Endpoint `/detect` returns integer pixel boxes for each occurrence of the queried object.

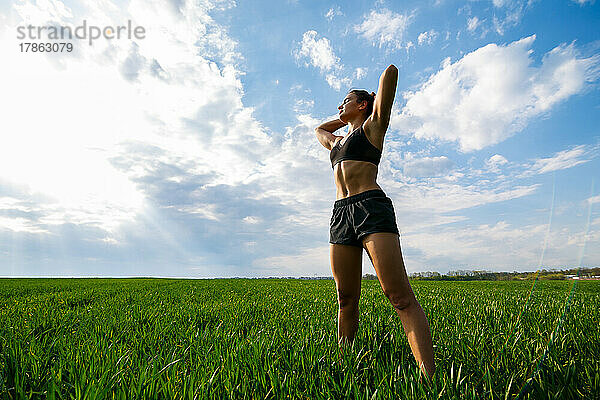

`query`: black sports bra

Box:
[330,125,382,168]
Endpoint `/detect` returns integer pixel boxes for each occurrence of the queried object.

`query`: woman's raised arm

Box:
[366,64,398,135]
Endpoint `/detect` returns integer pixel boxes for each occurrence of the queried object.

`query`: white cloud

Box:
[417,29,438,45]
[0,216,49,234]
[587,195,600,205]
[355,9,413,50]
[294,30,339,72]
[12,0,73,24]
[571,0,595,5]
[293,98,314,113]
[325,6,343,21]
[491,0,528,35]
[325,73,352,91]
[519,145,595,177]
[290,84,315,112]
[242,216,260,224]
[403,156,454,178]
[488,154,509,165]
[485,154,509,173]
[294,30,351,90]
[394,35,600,152]
[467,16,481,32]
[354,67,368,79]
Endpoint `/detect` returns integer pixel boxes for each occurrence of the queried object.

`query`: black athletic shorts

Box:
[329,189,399,248]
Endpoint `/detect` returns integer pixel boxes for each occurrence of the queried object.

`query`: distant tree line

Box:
[361,267,600,281]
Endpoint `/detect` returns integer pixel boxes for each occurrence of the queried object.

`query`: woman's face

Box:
[338,93,364,122]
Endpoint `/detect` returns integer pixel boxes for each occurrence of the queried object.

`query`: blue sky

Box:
[0,0,599,277]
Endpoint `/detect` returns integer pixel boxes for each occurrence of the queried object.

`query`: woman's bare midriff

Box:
[333,160,382,199]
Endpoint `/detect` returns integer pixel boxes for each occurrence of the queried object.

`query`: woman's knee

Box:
[384,290,414,312]
[337,289,360,310]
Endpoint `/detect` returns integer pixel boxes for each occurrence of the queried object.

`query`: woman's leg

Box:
[330,243,363,343]
[362,232,435,379]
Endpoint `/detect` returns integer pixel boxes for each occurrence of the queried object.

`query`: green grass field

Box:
[1,278,598,399]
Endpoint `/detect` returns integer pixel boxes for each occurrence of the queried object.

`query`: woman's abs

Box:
[333,160,381,199]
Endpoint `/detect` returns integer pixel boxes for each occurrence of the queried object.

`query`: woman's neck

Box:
[347,116,366,134]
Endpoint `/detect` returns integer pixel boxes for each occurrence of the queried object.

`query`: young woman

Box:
[314,64,435,379]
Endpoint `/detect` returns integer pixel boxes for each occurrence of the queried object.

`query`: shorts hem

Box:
[357,230,399,241]
[329,240,363,248]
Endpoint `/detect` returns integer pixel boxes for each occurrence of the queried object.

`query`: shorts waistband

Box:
[334,189,387,208]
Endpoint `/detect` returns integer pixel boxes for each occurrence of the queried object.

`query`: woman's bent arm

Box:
[318,118,347,133]
[315,118,347,150]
